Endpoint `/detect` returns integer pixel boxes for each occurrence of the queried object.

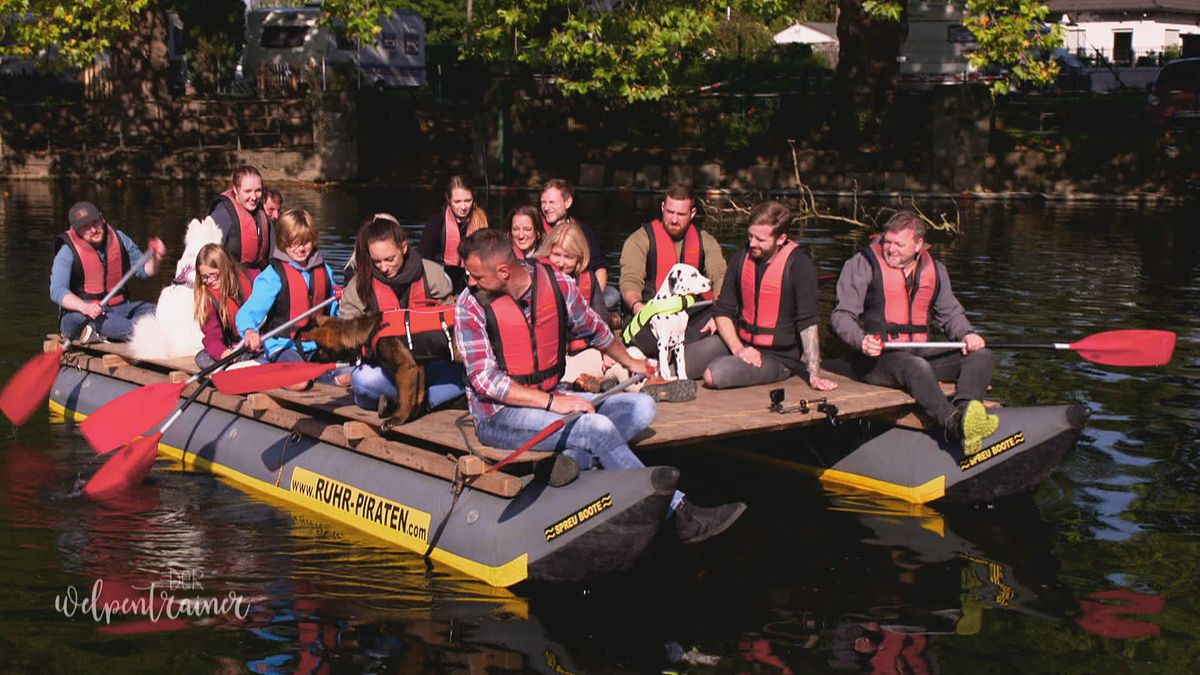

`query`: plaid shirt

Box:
[455,261,614,420]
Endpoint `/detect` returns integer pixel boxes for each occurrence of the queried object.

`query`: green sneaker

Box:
[961,400,1000,456]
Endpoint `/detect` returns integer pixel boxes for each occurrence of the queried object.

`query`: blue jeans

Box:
[476,392,683,510]
[350,359,465,410]
[60,301,155,341]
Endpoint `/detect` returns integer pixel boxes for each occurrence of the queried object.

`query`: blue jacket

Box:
[236,254,339,357]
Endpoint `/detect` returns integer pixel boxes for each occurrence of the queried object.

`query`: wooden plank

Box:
[101,354,130,371]
[247,393,282,412]
[66,352,523,498]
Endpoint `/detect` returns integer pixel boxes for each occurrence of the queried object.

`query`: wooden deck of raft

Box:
[63,340,946,498]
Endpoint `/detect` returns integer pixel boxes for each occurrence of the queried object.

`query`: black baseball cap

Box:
[68,201,103,229]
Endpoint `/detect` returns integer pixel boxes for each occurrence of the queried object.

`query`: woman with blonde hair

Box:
[192,243,252,369]
[418,175,488,293]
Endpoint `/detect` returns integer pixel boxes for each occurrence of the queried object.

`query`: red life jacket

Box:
[59,225,130,305]
[736,240,799,349]
[480,263,568,391]
[369,272,455,360]
[567,268,601,354]
[539,216,556,234]
[217,189,271,269]
[371,275,428,312]
[265,260,332,336]
[207,269,253,344]
[642,220,709,302]
[869,631,931,675]
[862,235,939,342]
[439,207,464,267]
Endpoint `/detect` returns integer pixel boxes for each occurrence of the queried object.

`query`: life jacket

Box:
[439,207,465,268]
[477,263,568,391]
[513,243,530,260]
[621,293,698,345]
[539,216,556,234]
[207,268,253,345]
[58,225,130,305]
[869,631,931,675]
[642,220,710,302]
[567,268,600,354]
[736,240,799,349]
[212,190,271,269]
[862,235,939,342]
[264,260,332,337]
[369,273,455,360]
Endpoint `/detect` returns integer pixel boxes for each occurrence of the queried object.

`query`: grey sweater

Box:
[831,250,977,350]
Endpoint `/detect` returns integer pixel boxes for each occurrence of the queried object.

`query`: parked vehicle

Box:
[237,6,426,92]
[1148,58,1200,128]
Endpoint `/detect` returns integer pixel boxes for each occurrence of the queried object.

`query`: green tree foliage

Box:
[963,0,1063,95]
[0,0,150,69]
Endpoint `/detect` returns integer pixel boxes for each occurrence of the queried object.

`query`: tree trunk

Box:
[833,0,907,152]
[107,3,173,144]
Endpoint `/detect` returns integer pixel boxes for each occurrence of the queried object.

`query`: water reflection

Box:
[1,181,1198,671]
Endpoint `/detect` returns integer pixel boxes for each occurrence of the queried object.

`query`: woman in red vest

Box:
[505,205,543,260]
[344,214,464,415]
[192,243,252,369]
[534,221,625,388]
[417,176,489,294]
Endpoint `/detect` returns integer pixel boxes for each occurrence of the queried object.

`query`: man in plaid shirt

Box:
[455,229,745,544]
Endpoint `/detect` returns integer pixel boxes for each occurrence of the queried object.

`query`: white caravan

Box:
[239,5,426,90]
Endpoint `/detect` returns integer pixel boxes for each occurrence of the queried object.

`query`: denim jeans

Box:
[350,359,465,411]
[60,300,155,341]
[476,391,684,510]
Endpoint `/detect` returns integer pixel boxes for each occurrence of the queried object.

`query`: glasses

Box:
[198,272,220,283]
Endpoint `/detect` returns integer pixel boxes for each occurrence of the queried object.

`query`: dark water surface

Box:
[0,182,1197,673]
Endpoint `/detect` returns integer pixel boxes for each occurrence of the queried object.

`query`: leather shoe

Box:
[535,453,579,488]
[674,499,746,544]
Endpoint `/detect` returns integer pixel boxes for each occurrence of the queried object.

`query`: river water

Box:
[0,182,1196,673]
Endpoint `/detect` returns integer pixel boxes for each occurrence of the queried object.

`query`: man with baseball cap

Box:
[50,201,166,342]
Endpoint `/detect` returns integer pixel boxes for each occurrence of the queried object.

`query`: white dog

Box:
[649,263,711,381]
[128,217,223,360]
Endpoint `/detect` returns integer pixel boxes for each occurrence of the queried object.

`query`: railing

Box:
[1067,46,1183,69]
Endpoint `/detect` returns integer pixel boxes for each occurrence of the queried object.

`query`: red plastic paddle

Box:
[486,373,646,474]
[83,431,162,500]
[0,346,65,426]
[211,361,337,395]
[883,329,1176,367]
[81,291,341,454]
[0,249,153,426]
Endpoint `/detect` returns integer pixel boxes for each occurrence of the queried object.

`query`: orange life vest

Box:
[59,224,129,305]
[479,263,568,391]
[265,260,332,336]
[439,207,465,267]
[215,189,271,269]
[369,274,455,360]
[736,240,799,348]
[642,219,710,302]
[862,235,938,342]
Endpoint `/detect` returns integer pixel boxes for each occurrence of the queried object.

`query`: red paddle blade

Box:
[1070,329,1177,367]
[83,432,162,500]
[211,362,336,395]
[0,348,63,425]
[81,381,185,454]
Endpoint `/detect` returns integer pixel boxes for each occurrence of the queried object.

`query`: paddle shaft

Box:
[884,342,1070,351]
[184,292,339,386]
[97,249,153,308]
[487,373,647,473]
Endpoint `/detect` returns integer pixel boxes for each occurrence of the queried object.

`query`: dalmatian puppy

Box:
[650,263,711,381]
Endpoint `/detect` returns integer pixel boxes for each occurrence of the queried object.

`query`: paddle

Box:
[486,373,647,474]
[81,291,342,454]
[883,329,1176,367]
[0,249,152,426]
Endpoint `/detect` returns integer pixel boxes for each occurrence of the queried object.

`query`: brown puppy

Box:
[300,313,425,429]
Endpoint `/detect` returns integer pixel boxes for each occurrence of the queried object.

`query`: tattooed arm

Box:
[800,323,838,391]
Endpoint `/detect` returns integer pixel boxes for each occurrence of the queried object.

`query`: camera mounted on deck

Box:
[767,388,839,424]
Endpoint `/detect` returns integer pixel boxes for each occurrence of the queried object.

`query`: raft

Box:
[44,341,1085,586]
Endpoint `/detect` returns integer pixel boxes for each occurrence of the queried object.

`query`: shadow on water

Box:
[0,182,1197,672]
